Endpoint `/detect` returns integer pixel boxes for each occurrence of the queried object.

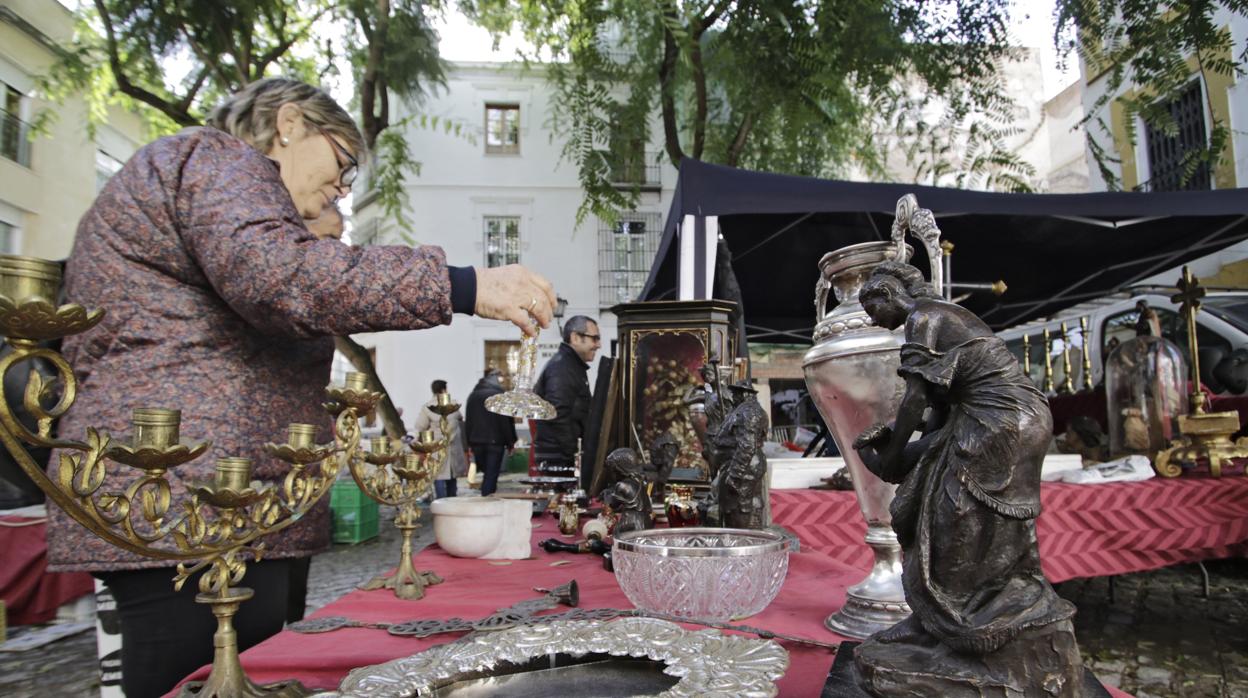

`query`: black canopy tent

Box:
[639,159,1248,341]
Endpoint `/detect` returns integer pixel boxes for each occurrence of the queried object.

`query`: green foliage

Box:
[461,0,1032,221]
[1056,0,1248,190]
[33,0,447,240]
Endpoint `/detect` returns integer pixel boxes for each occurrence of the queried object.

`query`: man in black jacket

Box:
[465,369,518,496]
[533,315,600,476]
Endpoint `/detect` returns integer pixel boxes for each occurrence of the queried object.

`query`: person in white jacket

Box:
[413,379,469,498]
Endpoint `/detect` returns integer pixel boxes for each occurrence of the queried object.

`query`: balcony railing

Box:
[1,109,32,167]
[610,151,661,190]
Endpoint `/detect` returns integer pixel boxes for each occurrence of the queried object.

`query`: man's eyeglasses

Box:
[575,331,602,343]
[316,126,358,189]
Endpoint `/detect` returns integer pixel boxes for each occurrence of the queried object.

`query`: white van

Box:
[996,288,1248,394]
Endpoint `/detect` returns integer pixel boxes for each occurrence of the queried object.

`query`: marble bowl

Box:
[430,497,532,560]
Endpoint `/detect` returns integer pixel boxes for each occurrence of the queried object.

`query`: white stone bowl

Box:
[430,498,505,558]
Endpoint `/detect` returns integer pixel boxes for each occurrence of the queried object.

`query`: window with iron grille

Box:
[484,216,521,267]
[599,212,662,306]
[485,104,520,155]
[1143,80,1211,192]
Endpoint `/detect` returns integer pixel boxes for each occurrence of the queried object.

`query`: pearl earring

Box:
[280,136,290,146]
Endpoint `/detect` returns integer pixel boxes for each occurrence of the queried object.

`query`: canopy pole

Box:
[678,215,718,300]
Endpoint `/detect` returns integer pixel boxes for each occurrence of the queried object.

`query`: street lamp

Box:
[554,296,568,332]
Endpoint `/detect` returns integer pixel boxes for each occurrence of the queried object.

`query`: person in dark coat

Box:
[533,315,600,475]
[465,369,518,495]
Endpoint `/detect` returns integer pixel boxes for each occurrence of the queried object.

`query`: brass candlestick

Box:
[1042,328,1055,395]
[1080,316,1094,391]
[1022,334,1031,379]
[348,385,455,600]
[1154,267,1248,477]
[0,253,375,698]
[1060,321,1075,394]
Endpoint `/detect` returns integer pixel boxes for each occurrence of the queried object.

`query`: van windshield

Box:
[1203,297,1248,333]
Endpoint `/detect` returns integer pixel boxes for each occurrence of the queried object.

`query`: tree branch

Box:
[334,337,407,439]
[255,6,332,78]
[698,0,732,33]
[725,111,753,167]
[176,66,210,114]
[690,35,707,159]
[359,0,392,150]
[93,0,199,126]
[658,2,685,166]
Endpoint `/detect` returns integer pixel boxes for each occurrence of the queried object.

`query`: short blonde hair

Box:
[207,77,367,163]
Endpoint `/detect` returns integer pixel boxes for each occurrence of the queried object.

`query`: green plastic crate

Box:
[506,448,529,473]
[331,479,379,544]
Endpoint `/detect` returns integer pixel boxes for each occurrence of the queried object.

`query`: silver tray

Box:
[312,617,789,697]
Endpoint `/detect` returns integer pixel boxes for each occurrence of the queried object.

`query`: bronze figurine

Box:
[602,448,653,535]
[845,261,1093,697]
[709,381,770,530]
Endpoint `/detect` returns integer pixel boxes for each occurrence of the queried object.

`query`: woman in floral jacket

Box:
[47,77,555,698]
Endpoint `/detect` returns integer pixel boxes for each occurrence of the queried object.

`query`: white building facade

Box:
[350,62,677,424]
[0,0,145,261]
[1076,9,1248,283]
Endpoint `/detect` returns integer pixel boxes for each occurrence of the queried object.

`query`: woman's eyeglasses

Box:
[316,126,358,189]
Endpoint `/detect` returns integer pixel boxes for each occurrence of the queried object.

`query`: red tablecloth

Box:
[772,477,1248,583]
[175,525,1131,697]
[0,515,95,625]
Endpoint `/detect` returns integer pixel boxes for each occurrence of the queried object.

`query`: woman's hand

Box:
[475,265,558,336]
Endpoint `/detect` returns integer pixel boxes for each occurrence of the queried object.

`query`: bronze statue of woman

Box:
[849,261,1093,697]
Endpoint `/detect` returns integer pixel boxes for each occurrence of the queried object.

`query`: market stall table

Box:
[772,476,1248,582]
[0,512,95,626]
[172,524,1132,696]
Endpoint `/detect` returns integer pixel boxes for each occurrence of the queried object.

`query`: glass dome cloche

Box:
[1105,303,1189,460]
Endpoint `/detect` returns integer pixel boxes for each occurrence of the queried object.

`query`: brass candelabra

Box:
[0,254,375,698]
[1154,267,1248,477]
[347,388,455,600]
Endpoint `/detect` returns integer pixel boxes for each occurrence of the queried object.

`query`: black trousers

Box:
[97,557,310,698]
[473,444,506,496]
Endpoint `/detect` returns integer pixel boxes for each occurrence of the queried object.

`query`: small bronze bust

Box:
[602,447,653,535]
[848,261,1092,697]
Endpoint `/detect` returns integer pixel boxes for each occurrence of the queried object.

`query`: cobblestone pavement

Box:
[6,505,1248,697]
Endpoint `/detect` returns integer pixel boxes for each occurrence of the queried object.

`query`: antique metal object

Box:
[1022,334,1031,377]
[1081,316,1095,390]
[848,258,1090,696]
[707,381,769,529]
[1043,327,1056,394]
[316,617,789,698]
[612,527,789,622]
[486,321,555,419]
[1060,321,1076,394]
[803,236,915,639]
[1154,267,1248,477]
[602,448,654,534]
[346,388,451,599]
[663,484,699,528]
[557,493,582,535]
[0,253,373,698]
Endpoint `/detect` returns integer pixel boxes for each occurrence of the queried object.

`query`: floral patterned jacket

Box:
[47,127,464,571]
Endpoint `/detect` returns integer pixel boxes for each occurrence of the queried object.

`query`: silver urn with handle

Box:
[802,195,945,639]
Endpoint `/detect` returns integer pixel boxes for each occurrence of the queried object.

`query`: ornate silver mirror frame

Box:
[312,617,789,698]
